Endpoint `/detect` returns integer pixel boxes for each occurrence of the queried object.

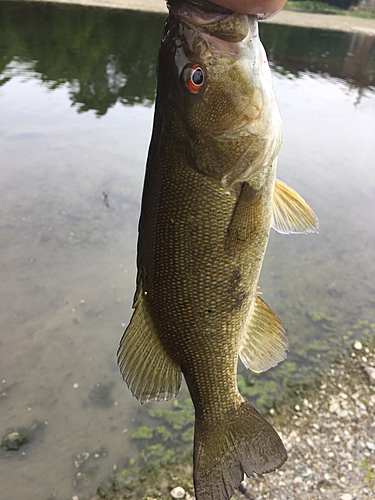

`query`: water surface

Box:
[0,2,374,499]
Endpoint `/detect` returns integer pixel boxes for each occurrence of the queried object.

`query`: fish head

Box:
[160,0,282,187]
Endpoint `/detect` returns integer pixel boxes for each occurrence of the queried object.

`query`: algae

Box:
[308,311,333,322]
[353,320,369,330]
[277,362,298,388]
[112,451,194,500]
[115,459,138,485]
[237,374,278,408]
[148,398,195,430]
[128,398,195,486]
[141,444,176,465]
[297,340,330,358]
[181,426,194,443]
[155,426,172,441]
[131,425,154,440]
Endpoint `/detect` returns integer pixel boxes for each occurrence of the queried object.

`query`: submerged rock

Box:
[364,365,375,385]
[170,486,185,499]
[2,431,29,450]
[353,340,363,351]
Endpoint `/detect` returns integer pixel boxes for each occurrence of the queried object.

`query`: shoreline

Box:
[92,335,375,500]
[19,0,375,35]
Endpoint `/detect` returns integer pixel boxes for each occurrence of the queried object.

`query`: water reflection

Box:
[0,1,165,114]
[0,1,374,117]
[261,24,375,91]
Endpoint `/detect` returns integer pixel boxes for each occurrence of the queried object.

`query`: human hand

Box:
[209,0,287,18]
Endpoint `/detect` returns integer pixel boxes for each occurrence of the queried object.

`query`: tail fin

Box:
[193,401,286,500]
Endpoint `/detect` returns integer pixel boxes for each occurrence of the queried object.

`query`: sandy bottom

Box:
[23,0,375,35]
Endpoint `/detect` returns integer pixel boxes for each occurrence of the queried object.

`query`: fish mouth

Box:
[168,0,233,24]
[168,0,251,43]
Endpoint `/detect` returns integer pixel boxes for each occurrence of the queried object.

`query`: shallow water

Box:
[0,2,374,499]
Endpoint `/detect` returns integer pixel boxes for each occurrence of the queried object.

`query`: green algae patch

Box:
[237,374,278,408]
[110,451,194,500]
[181,426,194,442]
[297,340,330,358]
[131,425,154,440]
[115,458,139,485]
[277,362,298,388]
[308,311,333,322]
[141,444,176,464]
[149,398,195,430]
[155,426,172,441]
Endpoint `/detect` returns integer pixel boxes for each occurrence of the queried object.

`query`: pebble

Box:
[170,486,185,499]
[1,431,29,450]
[364,366,375,385]
[329,398,341,414]
[366,441,375,451]
[340,494,353,500]
[353,341,363,350]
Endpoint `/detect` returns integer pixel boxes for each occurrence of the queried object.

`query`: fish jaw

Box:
[166,1,283,188]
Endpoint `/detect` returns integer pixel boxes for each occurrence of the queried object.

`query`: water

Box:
[0,1,374,499]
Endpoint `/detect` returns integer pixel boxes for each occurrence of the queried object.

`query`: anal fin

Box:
[239,295,288,373]
[117,286,181,403]
[272,179,319,234]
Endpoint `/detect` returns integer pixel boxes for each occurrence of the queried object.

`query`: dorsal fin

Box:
[239,295,288,373]
[117,286,182,403]
[272,179,319,234]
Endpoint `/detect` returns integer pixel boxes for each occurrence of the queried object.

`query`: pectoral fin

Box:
[239,295,288,373]
[272,179,319,234]
[225,182,262,256]
[117,286,181,403]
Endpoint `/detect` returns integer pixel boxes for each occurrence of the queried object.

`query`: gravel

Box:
[238,338,375,500]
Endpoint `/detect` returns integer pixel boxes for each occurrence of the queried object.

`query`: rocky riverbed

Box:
[91,334,375,500]
[241,337,375,500]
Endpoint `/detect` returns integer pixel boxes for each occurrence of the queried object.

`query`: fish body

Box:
[118,1,318,499]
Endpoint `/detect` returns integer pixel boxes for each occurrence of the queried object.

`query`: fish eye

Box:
[184,64,205,94]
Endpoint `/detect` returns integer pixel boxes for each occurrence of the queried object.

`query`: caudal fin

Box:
[193,401,286,500]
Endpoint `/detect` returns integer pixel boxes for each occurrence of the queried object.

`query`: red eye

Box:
[187,64,205,93]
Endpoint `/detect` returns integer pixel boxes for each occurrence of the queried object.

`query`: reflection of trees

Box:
[0,1,165,115]
[260,23,375,91]
[0,1,374,116]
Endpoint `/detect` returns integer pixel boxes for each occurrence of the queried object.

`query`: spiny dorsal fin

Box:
[272,179,319,234]
[239,295,288,373]
[117,286,181,403]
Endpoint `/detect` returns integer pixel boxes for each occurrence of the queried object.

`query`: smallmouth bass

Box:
[118,1,318,499]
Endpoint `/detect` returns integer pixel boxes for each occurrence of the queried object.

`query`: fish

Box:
[117,1,319,499]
